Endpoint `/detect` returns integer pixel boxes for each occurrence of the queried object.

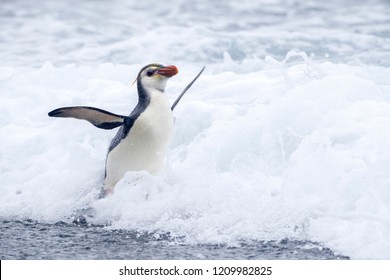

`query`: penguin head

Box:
[136,64,178,95]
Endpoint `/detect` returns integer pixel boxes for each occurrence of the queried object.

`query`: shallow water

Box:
[1,0,390,260]
[0,219,347,260]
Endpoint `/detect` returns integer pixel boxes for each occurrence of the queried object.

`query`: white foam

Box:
[2,54,390,258]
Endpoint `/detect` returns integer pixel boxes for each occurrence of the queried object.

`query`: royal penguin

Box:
[49,64,179,196]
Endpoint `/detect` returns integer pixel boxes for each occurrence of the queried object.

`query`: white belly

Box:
[104,94,173,192]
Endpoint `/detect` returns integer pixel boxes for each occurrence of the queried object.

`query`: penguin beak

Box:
[156,65,178,77]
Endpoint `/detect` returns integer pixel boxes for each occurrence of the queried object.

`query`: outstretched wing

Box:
[171,66,205,111]
[48,106,127,129]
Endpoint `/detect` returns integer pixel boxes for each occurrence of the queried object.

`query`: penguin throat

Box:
[138,86,165,101]
[137,82,165,99]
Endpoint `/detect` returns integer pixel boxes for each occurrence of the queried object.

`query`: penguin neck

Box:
[137,81,165,102]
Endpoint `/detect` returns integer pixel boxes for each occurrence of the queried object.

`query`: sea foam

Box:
[1,52,390,259]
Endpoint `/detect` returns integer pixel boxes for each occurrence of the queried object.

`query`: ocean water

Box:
[1,0,390,260]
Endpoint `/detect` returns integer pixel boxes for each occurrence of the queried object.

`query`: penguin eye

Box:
[146,69,155,77]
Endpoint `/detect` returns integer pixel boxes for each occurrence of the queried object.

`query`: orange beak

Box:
[156,65,179,77]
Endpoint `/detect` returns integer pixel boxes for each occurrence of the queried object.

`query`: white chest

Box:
[104,92,174,189]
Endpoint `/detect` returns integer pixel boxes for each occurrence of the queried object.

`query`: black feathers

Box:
[48,106,127,130]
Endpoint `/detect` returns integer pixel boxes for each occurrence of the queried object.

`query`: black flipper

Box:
[171,66,205,111]
[48,106,127,129]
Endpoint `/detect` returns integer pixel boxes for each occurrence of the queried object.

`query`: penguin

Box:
[49,63,178,196]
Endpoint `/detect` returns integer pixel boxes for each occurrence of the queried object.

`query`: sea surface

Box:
[0,219,347,259]
[1,0,390,260]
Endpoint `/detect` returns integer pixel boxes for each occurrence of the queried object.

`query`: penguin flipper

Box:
[171,66,205,111]
[48,106,126,129]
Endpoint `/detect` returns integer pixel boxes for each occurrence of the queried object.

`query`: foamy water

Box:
[1,0,390,259]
